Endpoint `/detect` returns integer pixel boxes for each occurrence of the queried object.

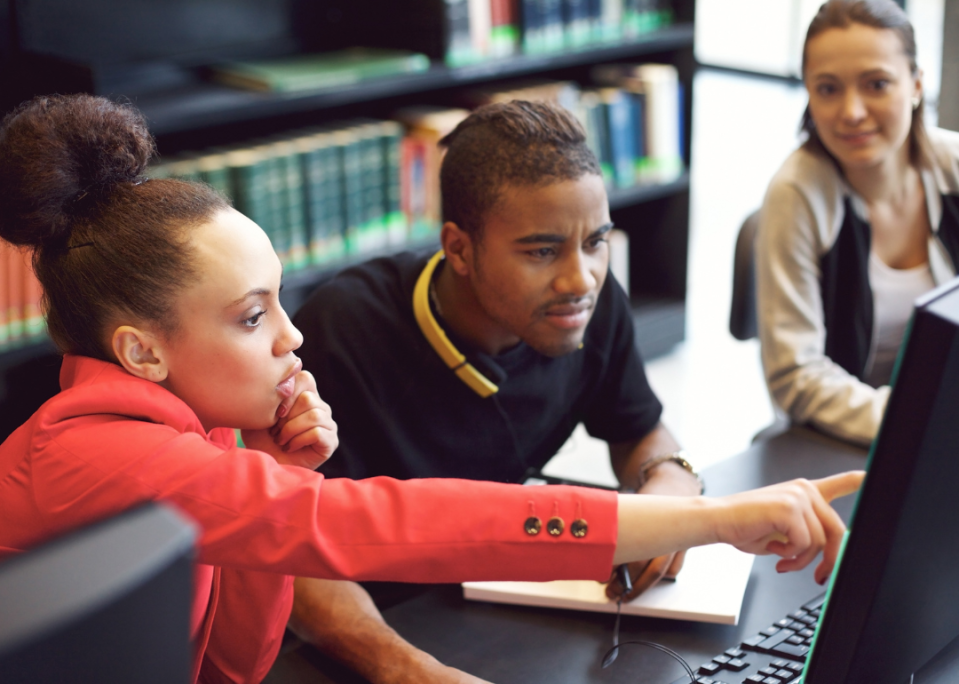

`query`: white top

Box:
[865,252,935,388]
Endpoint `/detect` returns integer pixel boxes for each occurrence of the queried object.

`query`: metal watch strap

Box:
[638,451,705,494]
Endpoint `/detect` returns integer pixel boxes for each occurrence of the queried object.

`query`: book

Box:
[490,0,519,57]
[445,0,476,66]
[355,122,389,254]
[592,62,683,182]
[394,107,470,237]
[197,152,232,198]
[335,128,365,255]
[271,138,310,270]
[211,49,431,93]
[598,87,636,189]
[463,543,755,625]
[380,121,409,247]
[469,0,492,61]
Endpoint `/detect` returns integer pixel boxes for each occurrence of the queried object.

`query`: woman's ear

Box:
[111,326,169,383]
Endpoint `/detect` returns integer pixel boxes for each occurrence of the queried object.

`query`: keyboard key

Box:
[776,668,798,680]
[698,662,722,675]
[757,629,796,652]
[775,618,792,628]
[742,634,766,650]
[799,614,817,625]
[786,635,805,645]
[763,678,780,684]
[761,626,781,636]
[802,594,827,611]
[799,629,815,638]
[758,667,778,676]
[713,654,731,665]
[789,610,809,620]
[771,659,789,668]
[787,620,807,631]
[725,647,745,658]
[745,676,765,684]
[786,662,804,672]
[726,657,748,671]
[769,643,810,661]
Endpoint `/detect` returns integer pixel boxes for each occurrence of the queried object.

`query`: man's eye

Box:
[243,311,267,328]
[528,247,556,258]
[587,237,609,250]
[816,83,837,96]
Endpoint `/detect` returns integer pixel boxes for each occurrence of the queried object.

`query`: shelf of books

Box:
[0,56,689,360]
[137,23,693,136]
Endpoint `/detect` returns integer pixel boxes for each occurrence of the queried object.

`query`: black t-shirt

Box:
[294,250,663,484]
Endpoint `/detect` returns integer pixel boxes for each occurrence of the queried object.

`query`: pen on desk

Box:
[617,564,633,598]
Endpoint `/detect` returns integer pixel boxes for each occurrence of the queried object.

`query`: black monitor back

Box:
[0,503,196,684]
[805,278,959,683]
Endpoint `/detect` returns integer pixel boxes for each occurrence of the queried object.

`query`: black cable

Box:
[601,599,700,682]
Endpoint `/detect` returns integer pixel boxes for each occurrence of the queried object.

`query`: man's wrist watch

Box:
[638,450,705,494]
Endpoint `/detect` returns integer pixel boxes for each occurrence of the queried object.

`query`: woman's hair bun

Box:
[0,94,156,249]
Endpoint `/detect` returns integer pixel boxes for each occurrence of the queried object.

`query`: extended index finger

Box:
[813,471,866,503]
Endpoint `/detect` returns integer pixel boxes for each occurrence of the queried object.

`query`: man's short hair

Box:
[438,100,602,238]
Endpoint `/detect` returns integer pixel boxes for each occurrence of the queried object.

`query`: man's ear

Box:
[111,325,169,383]
[440,221,475,277]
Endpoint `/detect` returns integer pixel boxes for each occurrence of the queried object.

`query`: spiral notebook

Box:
[462,543,755,625]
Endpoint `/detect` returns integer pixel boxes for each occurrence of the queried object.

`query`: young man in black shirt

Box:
[288,101,703,684]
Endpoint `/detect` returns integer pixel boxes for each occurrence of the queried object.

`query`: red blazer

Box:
[0,356,617,683]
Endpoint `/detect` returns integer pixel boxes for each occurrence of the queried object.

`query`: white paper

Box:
[463,543,755,625]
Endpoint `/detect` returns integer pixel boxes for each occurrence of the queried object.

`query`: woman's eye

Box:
[868,79,890,92]
[816,83,837,96]
[242,311,267,328]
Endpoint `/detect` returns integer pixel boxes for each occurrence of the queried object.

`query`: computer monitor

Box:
[804,276,959,683]
[0,502,197,684]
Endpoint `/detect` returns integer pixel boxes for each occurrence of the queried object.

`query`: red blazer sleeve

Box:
[32,419,617,584]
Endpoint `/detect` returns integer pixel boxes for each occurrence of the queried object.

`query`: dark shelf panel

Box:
[0,336,57,366]
[607,171,689,211]
[133,24,694,136]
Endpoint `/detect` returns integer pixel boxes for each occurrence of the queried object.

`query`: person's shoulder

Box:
[294,250,431,331]
[926,127,959,193]
[584,272,631,346]
[767,144,843,200]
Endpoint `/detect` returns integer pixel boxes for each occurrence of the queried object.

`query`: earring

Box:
[912,96,922,110]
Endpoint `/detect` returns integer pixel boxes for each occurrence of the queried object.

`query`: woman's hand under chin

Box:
[241,370,339,470]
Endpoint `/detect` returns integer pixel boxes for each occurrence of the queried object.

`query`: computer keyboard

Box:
[669,593,826,684]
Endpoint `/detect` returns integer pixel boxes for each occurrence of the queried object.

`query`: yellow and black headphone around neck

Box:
[412,250,500,398]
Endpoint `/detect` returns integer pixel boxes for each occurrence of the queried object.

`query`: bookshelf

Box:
[0,0,696,441]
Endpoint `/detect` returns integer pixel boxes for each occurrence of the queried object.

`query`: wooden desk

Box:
[265,426,867,684]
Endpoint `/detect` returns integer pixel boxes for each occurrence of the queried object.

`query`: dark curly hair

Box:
[0,94,229,360]
[439,100,601,238]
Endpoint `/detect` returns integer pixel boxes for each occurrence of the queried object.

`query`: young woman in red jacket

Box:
[0,94,863,684]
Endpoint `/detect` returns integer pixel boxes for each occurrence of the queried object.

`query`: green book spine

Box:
[227,149,271,246]
[321,143,346,263]
[335,130,364,256]
[275,140,308,271]
[257,148,289,265]
[198,152,233,199]
[381,121,407,247]
[299,134,326,264]
[357,124,388,254]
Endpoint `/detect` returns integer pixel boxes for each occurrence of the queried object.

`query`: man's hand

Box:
[241,370,338,470]
[290,578,493,684]
[606,458,701,601]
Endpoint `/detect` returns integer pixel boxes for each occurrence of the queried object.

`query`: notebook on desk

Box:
[463,542,754,625]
